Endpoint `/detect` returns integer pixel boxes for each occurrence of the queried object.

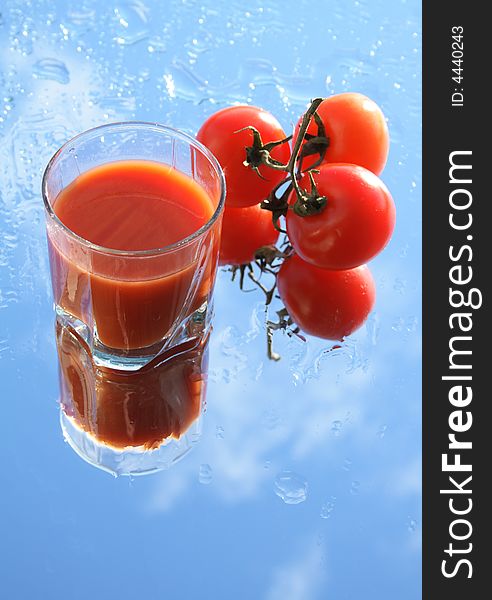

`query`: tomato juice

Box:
[48,160,219,351]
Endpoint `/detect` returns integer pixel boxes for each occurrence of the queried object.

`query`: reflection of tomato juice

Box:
[49,160,217,448]
[57,323,208,449]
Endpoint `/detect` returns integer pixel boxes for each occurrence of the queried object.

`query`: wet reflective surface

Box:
[0,0,421,598]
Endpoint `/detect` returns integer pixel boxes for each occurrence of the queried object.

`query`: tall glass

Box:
[42,123,225,475]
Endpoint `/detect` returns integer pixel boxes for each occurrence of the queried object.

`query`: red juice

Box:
[56,322,207,449]
[49,160,218,350]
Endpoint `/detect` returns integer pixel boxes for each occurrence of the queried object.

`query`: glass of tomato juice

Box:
[42,122,225,475]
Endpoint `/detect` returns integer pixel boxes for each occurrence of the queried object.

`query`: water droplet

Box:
[331,420,342,436]
[67,9,97,28]
[138,68,150,82]
[33,59,70,84]
[392,316,417,336]
[198,463,213,485]
[392,317,404,332]
[377,424,388,439]
[407,516,418,532]
[215,426,224,439]
[147,36,167,53]
[393,278,407,294]
[320,497,336,519]
[406,316,418,333]
[350,480,360,495]
[399,244,409,258]
[274,471,308,505]
[114,1,150,46]
[261,409,281,430]
[343,459,352,471]
[163,73,176,98]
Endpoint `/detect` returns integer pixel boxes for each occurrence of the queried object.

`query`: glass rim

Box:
[42,121,226,257]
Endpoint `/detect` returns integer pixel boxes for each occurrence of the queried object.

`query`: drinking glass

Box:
[42,123,225,475]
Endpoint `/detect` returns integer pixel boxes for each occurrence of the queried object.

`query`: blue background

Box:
[0,0,421,598]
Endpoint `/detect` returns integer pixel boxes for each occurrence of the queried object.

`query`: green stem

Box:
[286,97,323,203]
[287,98,324,173]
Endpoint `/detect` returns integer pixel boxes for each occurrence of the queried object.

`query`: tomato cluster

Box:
[196,93,395,345]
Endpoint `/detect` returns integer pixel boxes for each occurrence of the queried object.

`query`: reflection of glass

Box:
[42,123,225,475]
[57,322,209,475]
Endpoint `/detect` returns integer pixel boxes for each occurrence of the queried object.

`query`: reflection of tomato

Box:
[295,93,389,175]
[197,106,291,208]
[219,204,278,266]
[287,164,396,270]
[277,255,376,340]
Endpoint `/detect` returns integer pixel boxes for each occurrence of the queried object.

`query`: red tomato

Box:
[277,255,376,340]
[295,93,389,175]
[197,106,291,208]
[286,164,395,270]
[219,204,279,266]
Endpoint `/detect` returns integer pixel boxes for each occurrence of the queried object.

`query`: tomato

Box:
[286,164,395,270]
[219,204,279,266]
[295,93,389,175]
[197,105,291,208]
[277,255,376,340]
